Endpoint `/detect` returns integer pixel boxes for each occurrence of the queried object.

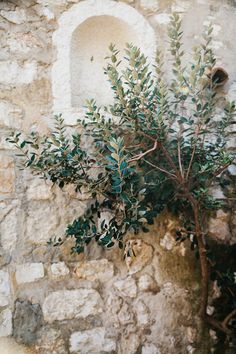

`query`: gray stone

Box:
[0,308,12,337]
[15,263,44,284]
[114,277,137,298]
[13,300,43,345]
[0,269,11,306]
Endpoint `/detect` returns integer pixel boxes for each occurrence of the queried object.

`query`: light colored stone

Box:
[135,300,150,326]
[43,289,103,323]
[114,277,137,298]
[0,309,12,337]
[75,259,114,281]
[187,327,197,344]
[0,337,35,354]
[0,101,23,129]
[171,1,190,12]
[0,61,37,85]
[0,208,18,251]
[0,156,15,194]
[15,263,44,284]
[69,327,116,354]
[50,262,69,278]
[118,301,134,325]
[140,0,159,12]
[120,333,140,354]
[142,343,161,354]
[0,8,26,24]
[0,270,10,306]
[153,13,171,25]
[27,178,52,200]
[138,274,159,293]
[228,164,236,176]
[125,239,153,274]
[160,232,176,251]
[208,209,231,242]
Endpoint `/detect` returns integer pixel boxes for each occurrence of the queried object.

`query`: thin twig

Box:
[128,140,158,162]
[142,158,177,179]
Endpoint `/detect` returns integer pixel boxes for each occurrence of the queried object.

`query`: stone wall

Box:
[0,0,236,353]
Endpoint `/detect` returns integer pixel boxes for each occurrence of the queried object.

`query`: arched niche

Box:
[52,0,156,125]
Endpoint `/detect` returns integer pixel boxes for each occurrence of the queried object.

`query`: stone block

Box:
[42,289,103,323]
[0,156,15,195]
[0,8,26,24]
[0,208,18,251]
[138,274,159,293]
[27,178,52,200]
[0,101,23,129]
[50,262,70,278]
[124,239,153,274]
[75,259,114,282]
[0,308,12,337]
[0,269,11,306]
[15,263,44,284]
[69,327,116,354]
[140,0,159,12]
[114,277,137,298]
[208,209,231,242]
[0,61,37,85]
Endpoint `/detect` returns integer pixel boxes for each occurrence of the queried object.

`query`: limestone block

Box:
[0,156,15,194]
[69,327,116,354]
[140,0,159,12]
[27,178,52,200]
[75,259,114,282]
[135,300,150,326]
[120,333,140,354]
[13,300,43,345]
[228,165,236,176]
[0,208,18,251]
[15,263,44,284]
[138,274,159,293]
[114,277,137,298]
[50,262,70,278]
[153,13,171,25]
[118,301,134,325]
[43,289,103,323]
[208,209,231,242]
[0,8,26,24]
[142,343,161,354]
[171,1,190,12]
[0,270,11,306]
[0,308,12,337]
[26,205,60,244]
[0,61,37,85]
[0,101,23,129]
[160,232,176,251]
[125,239,153,274]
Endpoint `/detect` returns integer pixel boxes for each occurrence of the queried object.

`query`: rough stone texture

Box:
[0,308,12,337]
[0,0,236,353]
[69,327,116,353]
[75,259,114,281]
[0,269,11,306]
[13,300,43,344]
[42,289,103,323]
[15,263,44,284]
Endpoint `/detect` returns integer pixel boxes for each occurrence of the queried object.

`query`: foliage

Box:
[8,13,236,344]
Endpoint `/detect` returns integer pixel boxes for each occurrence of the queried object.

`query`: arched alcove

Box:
[52,0,156,125]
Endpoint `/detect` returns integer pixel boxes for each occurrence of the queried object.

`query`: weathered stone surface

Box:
[135,300,150,326]
[140,0,159,12]
[13,300,43,344]
[43,289,103,323]
[125,239,153,274]
[0,308,12,337]
[160,232,176,251]
[0,269,11,306]
[142,343,160,354]
[27,178,52,200]
[153,13,170,25]
[50,261,70,278]
[0,101,23,129]
[114,277,137,298]
[0,8,26,24]
[138,274,160,293]
[118,301,134,325]
[69,327,116,354]
[0,208,18,251]
[75,259,114,282]
[208,209,231,242]
[36,326,67,354]
[120,333,140,354]
[0,156,15,194]
[0,61,37,85]
[15,263,44,284]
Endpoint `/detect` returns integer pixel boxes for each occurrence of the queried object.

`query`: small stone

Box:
[69,327,116,354]
[0,101,23,129]
[186,327,197,344]
[208,210,231,242]
[0,270,11,306]
[142,343,161,354]
[27,178,52,200]
[171,1,190,12]
[135,300,150,326]
[140,0,159,12]
[75,259,114,282]
[228,165,236,176]
[13,300,43,345]
[120,333,140,354]
[125,239,153,274]
[160,232,176,251]
[0,8,26,24]
[50,262,69,278]
[0,156,15,195]
[43,289,103,323]
[0,208,18,251]
[207,305,215,316]
[138,274,159,293]
[118,301,134,325]
[153,13,170,25]
[15,263,44,284]
[114,277,137,298]
[0,309,12,337]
